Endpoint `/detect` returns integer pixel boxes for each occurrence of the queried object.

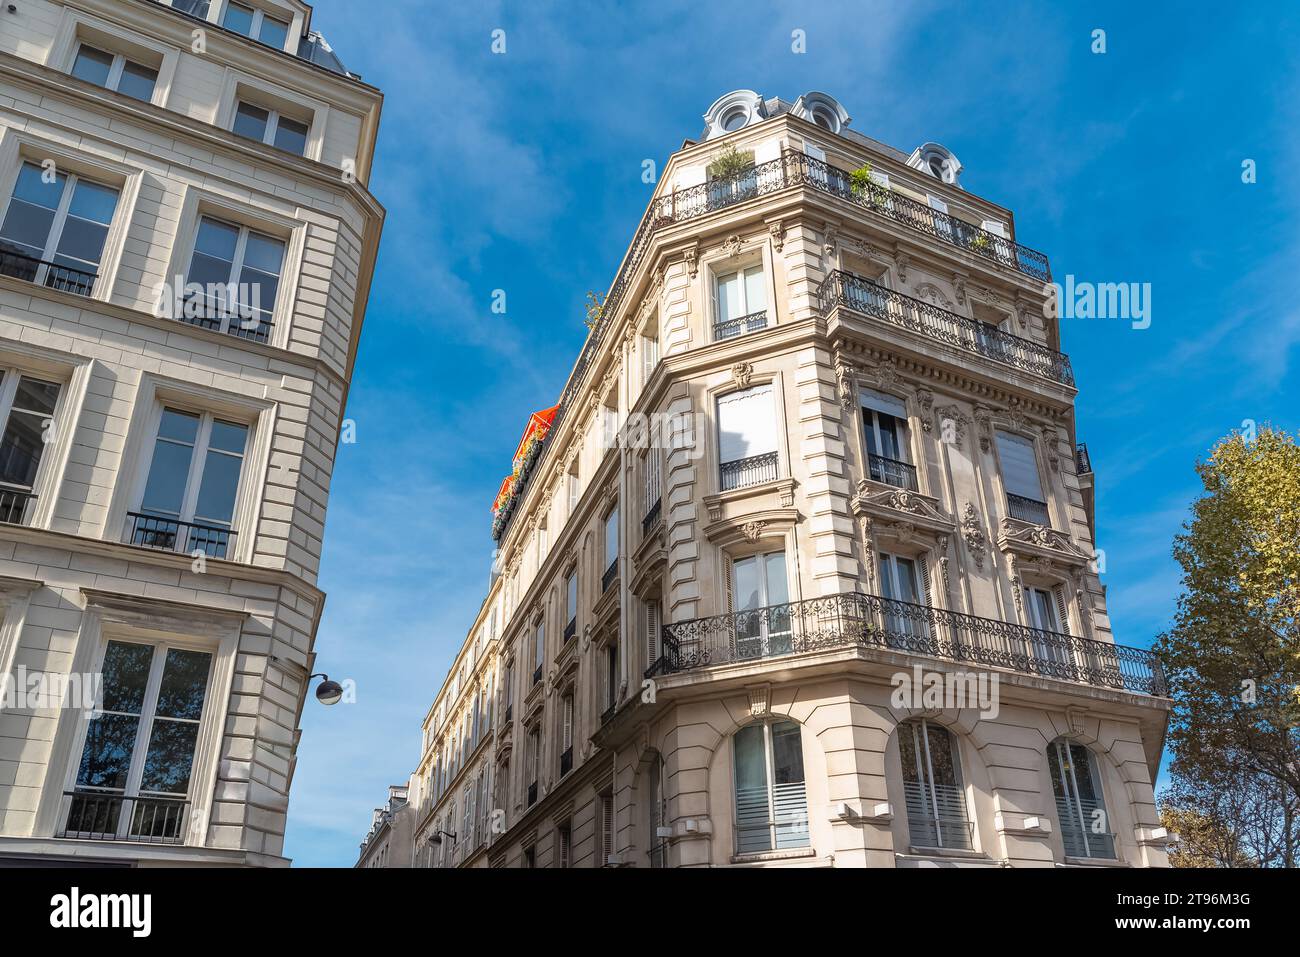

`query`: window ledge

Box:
[730,846,815,865]
[906,844,990,860]
[1059,855,1129,868]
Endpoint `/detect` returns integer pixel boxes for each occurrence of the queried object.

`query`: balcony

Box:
[0,249,97,296]
[0,487,37,525]
[1006,493,1050,525]
[1075,443,1092,475]
[642,497,662,536]
[867,452,918,491]
[174,292,273,344]
[714,309,768,342]
[560,746,573,776]
[125,512,236,559]
[719,451,779,492]
[818,271,1074,386]
[652,592,1166,696]
[57,790,189,845]
[602,559,617,593]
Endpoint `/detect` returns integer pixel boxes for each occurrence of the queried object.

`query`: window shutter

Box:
[645,600,660,670]
[995,430,1045,500]
[724,556,735,612]
[717,384,777,463]
[753,138,781,165]
[562,694,573,749]
[1053,585,1070,636]
[869,169,890,189]
[601,793,614,864]
[859,388,908,419]
[980,219,1007,238]
[675,165,706,192]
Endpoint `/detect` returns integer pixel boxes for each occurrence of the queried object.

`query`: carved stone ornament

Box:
[721,234,743,258]
[916,389,934,433]
[835,354,856,410]
[895,251,909,283]
[962,502,987,571]
[748,685,770,716]
[973,404,997,453]
[915,282,953,311]
[872,357,901,390]
[732,361,754,389]
[683,243,699,278]
[823,224,838,260]
[953,274,967,306]
[1040,426,1060,472]
[740,520,768,543]
[769,220,786,252]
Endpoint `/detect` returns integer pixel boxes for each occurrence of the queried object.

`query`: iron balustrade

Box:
[125,512,236,559]
[176,292,273,344]
[564,618,576,643]
[867,452,918,491]
[0,249,97,296]
[719,451,779,492]
[653,592,1166,696]
[602,559,617,592]
[0,487,36,525]
[560,747,573,776]
[1075,443,1092,475]
[494,148,1051,543]
[642,497,662,536]
[714,309,768,341]
[818,271,1074,386]
[57,790,189,845]
[1006,493,1050,525]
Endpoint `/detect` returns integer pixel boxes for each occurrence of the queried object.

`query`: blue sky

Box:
[282,0,1300,866]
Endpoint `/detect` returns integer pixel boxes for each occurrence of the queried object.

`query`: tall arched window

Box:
[733,719,809,854]
[645,752,667,868]
[899,719,972,850]
[1048,738,1115,859]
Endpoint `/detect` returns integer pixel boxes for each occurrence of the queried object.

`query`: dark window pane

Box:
[232,101,269,142]
[194,218,239,260]
[52,217,110,269]
[158,408,199,443]
[770,720,805,786]
[117,60,158,102]
[272,116,307,155]
[0,201,57,257]
[75,713,140,790]
[67,179,118,225]
[194,448,241,523]
[13,376,60,416]
[172,0,211,16]
[208,420,248,454]
[221,1,255,35]
[241,232,284,275]
[138,719,200,794]
[258,16,289,49]
[71,45,113,87]
[141,439,194,516]
[154,648,212,719]
[100,640,155,714]
[12,163,66,209]
[0,409,48,487]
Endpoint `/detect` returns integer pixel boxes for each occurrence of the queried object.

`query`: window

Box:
[712,265,767,339]
[642,450,661,528]
[603,506,618,589]
[996,430,1048,524]
[1023,586,1072,667]
[70,44,158,102]
[717,384,778,490]
[522,844,535,868]
[0,372,61,525]
[643,600,660,672]
[603,643,618,714]
[599,790,615,866]
[1049,739,1116,859]
[559,692,574,774]
[170,0,211,16]
[878,552,927,639]
[733,720,809,855]
[0,162,119,294]
[221,2,291,50]
[130,408,248,559]
[860,390,916,490]
[183,216,284,342]
[565,572,577,638]
[231,100,309,156]
[728,551,790,661]
[647,753,666,868]
[525,728,539,806]
[899,718,972,850]
[532,620,544,683]
[641,331,660,385]
[61,639,213,844]
[557,820,572,868]
[536,521,547,565]
[566,466,580,515]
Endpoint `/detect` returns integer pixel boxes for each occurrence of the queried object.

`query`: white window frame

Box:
[70,42,159,100]
[0,366,65,505]
[231,99,309,155]
[711,263,767,338]
[218,0,293,51]
[732,719,810,856]
[0,162,120,285]
[184,214,287,338]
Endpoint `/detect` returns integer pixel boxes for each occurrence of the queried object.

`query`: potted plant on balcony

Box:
[849,163,886,208]
[584,290,605,333]
[969,232,995,257]
[706,144,757,206]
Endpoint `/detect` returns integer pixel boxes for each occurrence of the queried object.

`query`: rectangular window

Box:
[644,600,660,672]
[729,551,791,661]
[604,643,618,712]
[221,2,291,50]
[0,372,61,525]
[717,384,778,491]
[61,639,213,844]
[641,332,660,385]
[129,407,248,559]
[70,44,158,102]
[861,390,916,490]
[170,0,211,17]
[565,572,577,633]
[996,430,1048,524]
[533,620,544,679]
[557,820,571,869]
[733,720,809,855]
[642,450,661,523]
[231,100,309,156]
[561,692,574,753]
[0,162,119,295]
[879,552,928,639]
[713,265,767,340]
[604,506,618,575]
[567,467,580,514]
[183,215,284,342]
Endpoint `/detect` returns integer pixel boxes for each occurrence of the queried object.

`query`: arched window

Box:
[645,752,667,868]
[1048,738,1115,859]
[899,719,972,850]
[733,719,809,854]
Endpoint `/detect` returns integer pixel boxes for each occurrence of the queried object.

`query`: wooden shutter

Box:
[1053,585,1070,636]
[980,219,1007,238]
[600,793,614,865]
[562,693,574,750]
[645,600,660,671]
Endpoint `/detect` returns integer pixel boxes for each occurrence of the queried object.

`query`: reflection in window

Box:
[0,372,61,523]
[1049,738,1116,859]
[733,719,809,854]
[899,718,972,850]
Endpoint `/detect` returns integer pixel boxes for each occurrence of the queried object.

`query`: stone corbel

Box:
[731,361,754,389]
[683,242,699,278]
[822,223,838,261]
[935,405,969,450]
[747,684,771,717]
[768,220,786,252]
[953,273,968,306]
[834,353,856,410]
[916,389,934,433]
[961,502,987,571]
[895,250,909,283]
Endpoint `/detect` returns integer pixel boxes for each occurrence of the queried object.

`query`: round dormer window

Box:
[812,106,836,130]
[929,157,946,180]
[721,108,748,132]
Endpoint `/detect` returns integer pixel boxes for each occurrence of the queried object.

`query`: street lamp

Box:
[310,673,344,706]
[428,829,457,846]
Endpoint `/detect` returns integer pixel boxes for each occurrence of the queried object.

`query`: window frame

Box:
[181,213,287,342]
[897,718,974,852]
[0,366,68,525]
[218,0,294,51]
[731,718,811,856]
[231,99,311,156]
[69,42,160,102]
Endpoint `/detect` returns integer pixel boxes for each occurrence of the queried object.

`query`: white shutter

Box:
[717,384,777,463]
[753,138,781,165]
[859,388,908,419]
[980,219,1007,238]
[675,165,706,192]
[804,141,828,186]
[928,196,949,214]
[645,600,660,670]
[869,169,891,189]
[804,142,826,163]
[1053,586,1070,636]
[928,195,952,238]
[995,430,1044,500]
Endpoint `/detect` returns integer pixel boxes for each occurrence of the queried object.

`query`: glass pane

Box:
[762,553,788,606]
[899,722,920,783]
[716,272,739,321]
[732,556,760,611]
[893,556,918,604]
[232,101,269,141]
[71,45,113,87]
[734,724,771,853]
[258,15,289,49]
[0,409,48,487]
[207,419,247,455]
[1069,744,1100,803]
[272,116,308,155]
[141,438,194,516]
[0,201,56,259]
[194,218,239,261]
[158,408,200,444]
[12,163,66,209]
[733,724,768,793]
[241,232,284,275]
[743,265,766,312]
[221,1,255,35]
[138,719,200,794]
[100,640,155,714]
[117,60,158,102]
[67,180,119,225]
[154,648,212,719]
[769,721,804,785]
[193,448,242,523]
[75,712,140,790]
[13,376,60,416]
[172,0,211,14]
[52,217,110,269]
[925,723,960,788]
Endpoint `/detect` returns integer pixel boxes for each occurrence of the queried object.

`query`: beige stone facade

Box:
[362,91,1169,870]
[0,0,382,866]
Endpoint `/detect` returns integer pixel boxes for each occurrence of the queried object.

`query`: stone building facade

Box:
[0,0,382,866]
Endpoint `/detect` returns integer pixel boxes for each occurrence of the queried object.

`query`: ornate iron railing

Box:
[125,512,235,559]
[1006,493,1050,525]
[867,452,918,491]
[494,148,1051,542]
[57,790,189,845]
[642,497,662,536]
[818,271,1074,386]
[652,592,1166,696]
[1075,442,1092,475]
[0,487,37,525]
[714,309,768,341]
[719,450,779,492]
[0,249,97,296]
[176,293,274,344]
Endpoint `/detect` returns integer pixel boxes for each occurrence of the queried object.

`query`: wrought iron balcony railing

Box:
[1075,443,1092,475]
[0,249,97,296]
[125,512,236,559]
[818,271,1074,386]
[1006,493,1050,525]
[719,450,779,492]
[867,452,918,491]
[176,293,273,343]
[57,790,189,845]
[714,309,768,341]
[0,487,37,525]
[642,497,662,536]
[651,592,1166,696]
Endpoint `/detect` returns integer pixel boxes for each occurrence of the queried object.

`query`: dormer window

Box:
[721,109,747,132]
[232,100,309,156]
[222,2,291,51]
[71,44,158,102]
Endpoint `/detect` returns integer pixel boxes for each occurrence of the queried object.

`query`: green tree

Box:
[1156,427,1300,866]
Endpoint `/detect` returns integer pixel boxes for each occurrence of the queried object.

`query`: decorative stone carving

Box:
[973,404,996,453]
[740,520,768,543]
[953,274,967,306]
[935,404,968,450]
[834,354,856,410]
[871,357,901,390]
[1064,705,1088,739]
[768,221,786,252]
[721,234,742,258]
[859,514,875,585]
[916,389,934,433]
[1009,555,1024,615]
[962,502,987,571]
[895,251,909,282]
[683,243,699,278]
[937,534,953,605]
[731,361,754,389]
[822,224,838,260]
[1040,426,1060,472]
[915,282,953,311]
[998,518,1091,566]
